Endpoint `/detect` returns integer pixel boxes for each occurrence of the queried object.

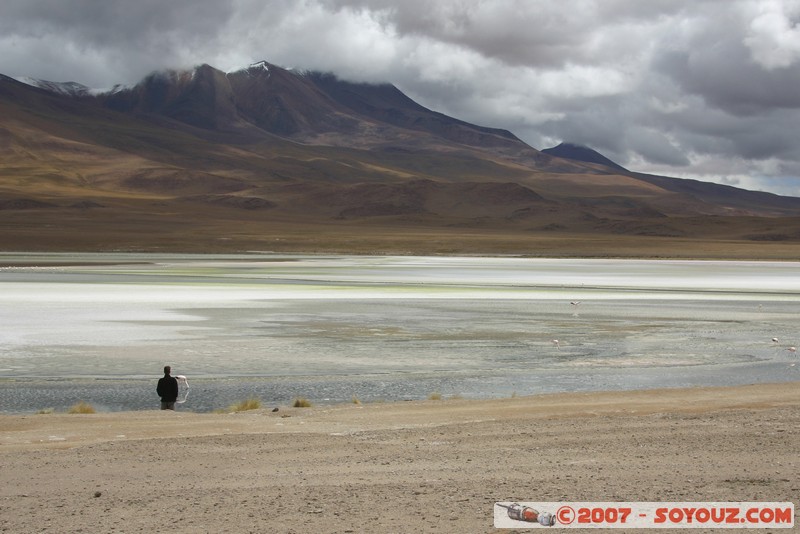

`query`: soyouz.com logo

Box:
[493,502,794,528]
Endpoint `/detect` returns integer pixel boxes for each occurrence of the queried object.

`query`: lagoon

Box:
[1,253,798,413]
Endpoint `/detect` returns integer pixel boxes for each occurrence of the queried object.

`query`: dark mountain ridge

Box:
[542,142,628,172]
[96,62,529,151]
[544,142,800,217]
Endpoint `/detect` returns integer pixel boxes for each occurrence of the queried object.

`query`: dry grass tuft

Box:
[292,397,312,408]
[224,396,262,413]
[428,392,442,401]
[68,401,96,414]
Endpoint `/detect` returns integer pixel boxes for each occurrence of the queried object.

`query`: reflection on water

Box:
[1,253,798,413]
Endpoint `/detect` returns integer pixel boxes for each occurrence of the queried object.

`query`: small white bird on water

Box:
[552,339,560,350]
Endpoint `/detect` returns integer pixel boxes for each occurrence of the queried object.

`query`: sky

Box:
[2,0,800,197]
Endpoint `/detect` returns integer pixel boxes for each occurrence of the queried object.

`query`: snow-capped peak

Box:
[15,76,91,96]
[226,60,271,78]
[14,76,134,97]
[90,84,132,96]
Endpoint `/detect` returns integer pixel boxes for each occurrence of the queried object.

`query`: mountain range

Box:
[1,60,799,257]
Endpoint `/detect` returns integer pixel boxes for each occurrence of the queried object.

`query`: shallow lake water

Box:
[1,253,798,413]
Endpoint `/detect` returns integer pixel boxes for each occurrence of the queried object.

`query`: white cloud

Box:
[744,0,800,70]
[537,64,633,99]
[404,39,490,85]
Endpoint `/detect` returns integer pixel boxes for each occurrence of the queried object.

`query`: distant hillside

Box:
[542,142,628,172]
[542,142,800,218]
[2,61,800,257]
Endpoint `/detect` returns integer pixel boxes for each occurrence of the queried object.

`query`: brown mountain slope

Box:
[543,142,800,217]
[1,64,800,257]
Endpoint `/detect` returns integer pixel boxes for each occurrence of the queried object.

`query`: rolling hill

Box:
[1,61,799,258]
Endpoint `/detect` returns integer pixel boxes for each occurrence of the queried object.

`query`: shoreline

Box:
[3,381,798,452]
[2,249,800,263]
[2,382,798,532]
[3,366,798,416]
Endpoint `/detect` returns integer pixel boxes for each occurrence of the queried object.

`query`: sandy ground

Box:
[1,382,798,533]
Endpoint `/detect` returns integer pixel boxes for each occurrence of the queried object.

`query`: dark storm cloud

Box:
[653,25,800,115]
[0,0,230,43]
[0,0,237,86]
[1,0,800,195]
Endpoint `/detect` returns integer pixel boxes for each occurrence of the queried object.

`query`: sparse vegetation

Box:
[222,396,262,413]
[351,395,361,405]
[68,401,96,414]
[35,408,54,415]
[428,392,442,401]
[292,397,312,408]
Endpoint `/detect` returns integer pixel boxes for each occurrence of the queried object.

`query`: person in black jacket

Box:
[156,366,179,410]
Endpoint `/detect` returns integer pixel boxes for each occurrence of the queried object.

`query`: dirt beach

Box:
[1,382,798,533]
